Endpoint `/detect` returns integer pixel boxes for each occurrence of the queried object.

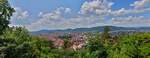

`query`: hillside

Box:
[31,26,150,35]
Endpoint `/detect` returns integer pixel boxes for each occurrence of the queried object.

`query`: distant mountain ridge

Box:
[31,26,150,35]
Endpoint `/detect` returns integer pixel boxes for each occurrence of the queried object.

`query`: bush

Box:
[108,33,150,58]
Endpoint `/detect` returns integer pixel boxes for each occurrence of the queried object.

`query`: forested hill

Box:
[31,26,150,35]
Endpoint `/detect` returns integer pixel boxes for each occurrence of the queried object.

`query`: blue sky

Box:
[8,0,150,31]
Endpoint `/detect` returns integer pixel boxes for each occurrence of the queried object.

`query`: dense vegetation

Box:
[0,0,150,58]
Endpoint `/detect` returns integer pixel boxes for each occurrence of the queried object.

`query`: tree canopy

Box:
[0,0,14,34]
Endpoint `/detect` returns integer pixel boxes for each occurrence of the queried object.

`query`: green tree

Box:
[0,27,54,58]
[85,33,107,58]
[108,33,150,58]
[0,0,14,34]
[101,26,111,47]
[0,27,35,58]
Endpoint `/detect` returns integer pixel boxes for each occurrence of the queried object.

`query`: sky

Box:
[8,0,150,31]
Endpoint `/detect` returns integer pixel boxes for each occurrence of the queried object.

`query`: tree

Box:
[85,33,107,58]
[0,0,14,35]
[101,26,111,46]
[0,27,54,58]
[108,33,150,58]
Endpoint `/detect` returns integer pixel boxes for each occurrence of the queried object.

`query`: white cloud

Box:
[80,0,150,16]
[108,0,150,23]
[26,15,104,31]
[55,7,72,14]
[25,7,104,31]
[25,7,67,31]
[9,24,23,27]
[39,11,62,21]
[79,0,113,15]
[10,7,31,27]
[12,7,29,20]
[131,0,150,9]
[109,0,150,16]
[64,8,71,13]
[112,16,150,26]
[110,8,150,16]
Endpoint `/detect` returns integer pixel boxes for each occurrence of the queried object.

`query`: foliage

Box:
[0,27,54,58]
[101,26,111,47]
[0,0,14,34]
[108,33,150,58]
[85,32,108,58]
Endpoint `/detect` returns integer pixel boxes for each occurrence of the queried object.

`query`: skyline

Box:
[8,0,150,31]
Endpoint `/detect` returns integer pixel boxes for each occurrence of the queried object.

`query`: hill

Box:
[31,26,150,35]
